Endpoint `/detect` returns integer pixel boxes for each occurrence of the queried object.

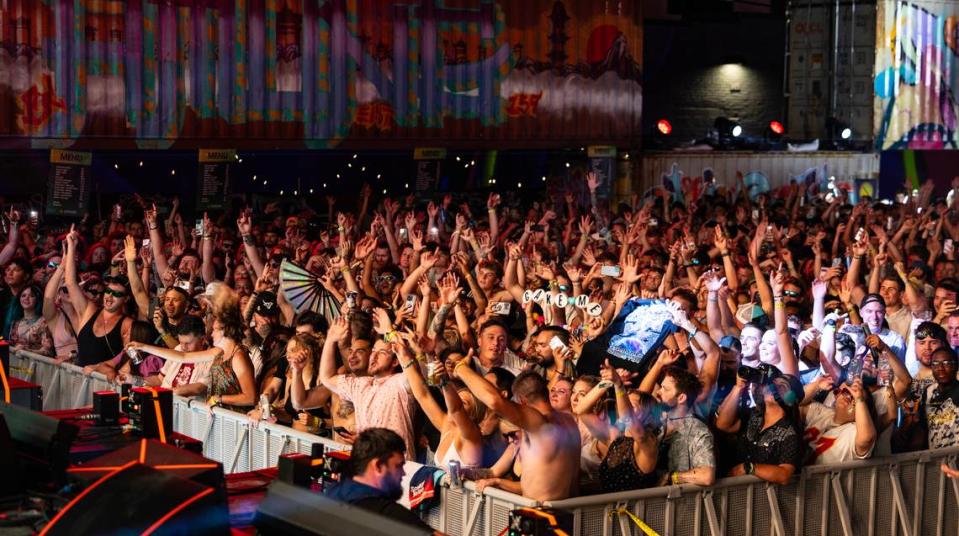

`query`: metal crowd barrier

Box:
[9,349,114,409]
[11,348,959,536]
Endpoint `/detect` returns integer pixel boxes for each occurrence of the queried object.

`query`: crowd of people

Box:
[4,172,959,513]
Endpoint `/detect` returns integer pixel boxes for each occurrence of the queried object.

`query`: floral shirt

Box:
[10,316,54,357]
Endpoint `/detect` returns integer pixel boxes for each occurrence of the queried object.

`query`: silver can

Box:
[126,347,143,365]
[260,394,272,420]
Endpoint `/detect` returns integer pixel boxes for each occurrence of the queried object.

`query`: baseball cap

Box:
[253,291,279,317]
[719,335,742,353]
[860,293,886,309]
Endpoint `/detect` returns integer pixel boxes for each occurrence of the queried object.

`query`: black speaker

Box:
[254,481,432,536]
[0,413,23,497]
[0,402,77,483]
[41,463,229,536]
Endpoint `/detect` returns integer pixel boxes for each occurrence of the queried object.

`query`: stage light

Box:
[542,176,547,182]
[170,169,176,175]
[657,119,672,135]
[113,163,119,169]
[253,175,257,181]
[376,174,381,179]
[352,154,357,159]
[826,117,854,148]
[138,161,143,167]
[565,162,570,168]
[769,121,784,135]
[309,189,314,194]
[715,117,742,138]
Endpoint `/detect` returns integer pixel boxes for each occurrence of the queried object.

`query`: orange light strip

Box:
[146,388,168,444]
[68,464,218,473]
[139,439,148,463]
[140,487,215,536]
[0,354,10,403]
[67,466,123,473]
[39,460,137,535]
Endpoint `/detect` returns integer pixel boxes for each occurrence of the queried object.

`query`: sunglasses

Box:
[931,360,956,368]
[47,261,59,269]
[783,290,801,298]
[378,274,398,282]
[86,288,104,296]
[103,288,127,298]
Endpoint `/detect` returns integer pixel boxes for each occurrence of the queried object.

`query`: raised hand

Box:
[427,201,439,220]
[487,193,501,210]
[327,315,350,342]
[371,307,394,335]
[564,263,583,283]
[586,171,600,192]
[703,269,726,292]
[354,233,376,260]
[237,212,252,236]
[620,253,641,284]
[811,278,828,299]
[438,272,461,305]
[123,235,137,263]
[410,228,424,252]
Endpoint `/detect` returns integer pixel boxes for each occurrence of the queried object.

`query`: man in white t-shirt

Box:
[802,377,877,464]
[142,316,211,397]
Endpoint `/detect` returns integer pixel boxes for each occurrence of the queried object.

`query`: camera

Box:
[737,363,780,385]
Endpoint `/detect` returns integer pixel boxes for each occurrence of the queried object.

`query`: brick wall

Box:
[643,16,786,143]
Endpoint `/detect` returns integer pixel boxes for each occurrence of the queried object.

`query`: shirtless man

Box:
[455,366,580,501]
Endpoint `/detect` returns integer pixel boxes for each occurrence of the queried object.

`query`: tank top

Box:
[209,339,252,412]
[76,309,125,366]
[52,313,78,360]
[598,436,657,493]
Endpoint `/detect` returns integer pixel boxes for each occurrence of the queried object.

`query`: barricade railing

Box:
[11,348,959,536]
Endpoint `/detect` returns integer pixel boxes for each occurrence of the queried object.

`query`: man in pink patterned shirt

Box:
[320,314,417,460]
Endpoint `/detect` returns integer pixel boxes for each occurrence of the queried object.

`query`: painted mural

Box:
[0,0,642,149]
[874,0,959,150]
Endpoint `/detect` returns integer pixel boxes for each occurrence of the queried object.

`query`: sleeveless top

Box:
[598,436,657,493]
[208,340,251,411]
[52,313,78,360]
[435,430,478,469]
[76,309,124,366]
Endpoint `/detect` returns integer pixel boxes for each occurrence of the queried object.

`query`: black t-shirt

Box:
[735,409,803,468]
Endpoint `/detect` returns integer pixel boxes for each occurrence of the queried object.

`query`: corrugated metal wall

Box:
[0,0,642,150]
[874,0,959,149]
[639,151,880,192]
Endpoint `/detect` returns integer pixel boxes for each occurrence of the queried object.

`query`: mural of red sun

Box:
[586,24,623,64]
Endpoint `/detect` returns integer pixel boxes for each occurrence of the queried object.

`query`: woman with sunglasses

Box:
[64,226,135,367]
[42,251,79,363]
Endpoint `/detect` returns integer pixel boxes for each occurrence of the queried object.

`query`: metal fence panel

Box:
[14,348,959,536]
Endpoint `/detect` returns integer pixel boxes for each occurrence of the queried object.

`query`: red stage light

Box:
[769,121,785,135]
[657,119,672,135]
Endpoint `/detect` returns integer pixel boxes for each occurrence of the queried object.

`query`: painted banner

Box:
[0,0,642,150]
[875,1,959,150]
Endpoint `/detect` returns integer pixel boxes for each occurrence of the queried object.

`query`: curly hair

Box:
[210,284,245,342]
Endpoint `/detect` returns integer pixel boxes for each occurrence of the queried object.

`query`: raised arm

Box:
[770,267,799,376]
[42,256,65,324]
[145,204,171,278]
[319,316,349,390]
[200,212,216,285]
[394,338,447,431]
[63,225,91,316]
[454,360,545,432]
[123,235,149,321]
[237,211,265,278]
[0,208,20,267]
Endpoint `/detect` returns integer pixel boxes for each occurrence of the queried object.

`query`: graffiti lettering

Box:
[506,92,543,118]
[17,74,66,133]
[354,102,396,132]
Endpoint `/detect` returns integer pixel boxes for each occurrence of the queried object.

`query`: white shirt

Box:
[159,344,212,393]
[804,402,873,464]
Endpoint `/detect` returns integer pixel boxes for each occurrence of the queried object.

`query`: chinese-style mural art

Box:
[874,1,959,150]
[0,0,642,149]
